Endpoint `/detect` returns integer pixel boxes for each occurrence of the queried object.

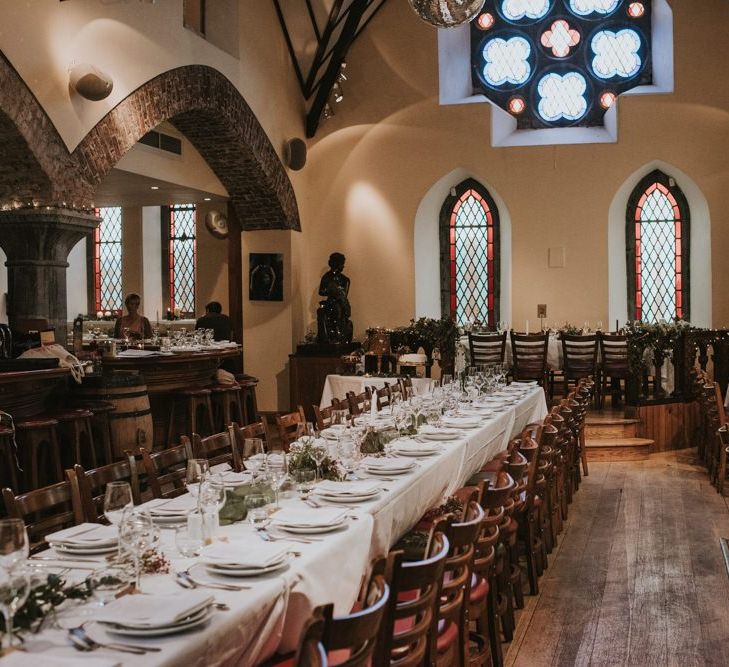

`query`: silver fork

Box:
[68,625,158,654]
[176,570,250,591]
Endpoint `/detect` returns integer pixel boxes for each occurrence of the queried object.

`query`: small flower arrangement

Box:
[87,310,120,321]
[288,439,342,481]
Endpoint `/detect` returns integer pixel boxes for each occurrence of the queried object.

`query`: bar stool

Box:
[210,384,244,431]
[167,388,215,443]
[235,374,259,425]
[14,417,62,491]
[71,400,115,465]
[50,408,97,470]
[0,425,19,491]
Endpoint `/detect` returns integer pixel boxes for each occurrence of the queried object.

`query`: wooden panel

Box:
[637,401,700,451]
[289,354,342,422]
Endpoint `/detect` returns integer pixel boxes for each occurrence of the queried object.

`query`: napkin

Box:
[45,523,117,545]
[393,441,441,453]
[315,480,380,496]
[419,425,459,436]
[200,541,289,568]
[219,470,252,486]
[96,591,213,628]
[0,655,119,667]
[442,416,481,428]
[361,457,413,471]
[272,507,347,527]
[143,495,197,515]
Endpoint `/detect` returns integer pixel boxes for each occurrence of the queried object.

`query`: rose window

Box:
[471,0,652,129]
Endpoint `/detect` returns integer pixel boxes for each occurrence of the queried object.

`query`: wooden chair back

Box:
[510,332,549,383]
[598,332,629,378]
[313,399,342,431]
[469,331,507,366]
[294,606,329,667]
[374,531,449,667]
[187,427,240,469]
[2,478,83,552]
[141,441,193,499]
[321,561,390,667]
[375,385,392,411]
[347,389,372,416]
[74,457,140,523]
[561,334,598,380]
[276,406,306,451]
[232,420,269,458]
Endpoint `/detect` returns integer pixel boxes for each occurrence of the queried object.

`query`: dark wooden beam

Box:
[227,203,243,365]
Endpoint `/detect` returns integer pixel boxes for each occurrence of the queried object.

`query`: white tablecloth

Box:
[457,334,562,373]
[17,387,547,666]
[320,374,435,408]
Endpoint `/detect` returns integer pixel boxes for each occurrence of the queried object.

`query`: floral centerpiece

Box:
[288,439,342,481]
[556,322,582,337]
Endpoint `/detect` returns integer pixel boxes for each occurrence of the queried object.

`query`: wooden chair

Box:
[375,385,392,411]
[597,332,629,408]
[374,531,449,666]
[313,399,343,431]
[232,420,269,457]
[293,606,329,667]
[469,331,507,366]
[560,335,598,398]
[186,427,241,469]
[510,332,549,385]
[276,407,306,451]
[347,389,372,416]
[74,457,141,523]
[2,477,83,553]
[141,441,193,499]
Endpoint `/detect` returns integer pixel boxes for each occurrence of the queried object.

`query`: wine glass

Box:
[103,481,133,526]
[185,459,210,500]
[294,469,316,500]
[86,564,131,606]
[266,452,287,510]
[118,510,158,593]
[0,519,28,572]
[0,564,30,649]
[337,439,360,480]
[246,494,270,534]
[309,442,327,482]
[441,374,453,388]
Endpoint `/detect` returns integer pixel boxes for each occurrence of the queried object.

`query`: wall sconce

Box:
[69,63,113,101]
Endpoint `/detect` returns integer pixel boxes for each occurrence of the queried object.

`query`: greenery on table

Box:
[219,481,275,526]
[359,427,402,454]
[390,317,459,358]
[624,319,693,373]
[556,323,582,336]
[288,440,342,481]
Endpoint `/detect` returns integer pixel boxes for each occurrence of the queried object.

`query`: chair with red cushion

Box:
[374,531,449,666]
[293,606,328,667]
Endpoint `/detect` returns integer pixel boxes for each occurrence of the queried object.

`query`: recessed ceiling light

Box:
[150,186,159,190]
[203,197,211,201]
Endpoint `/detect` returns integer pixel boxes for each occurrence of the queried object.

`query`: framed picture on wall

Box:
[249,253,283,301]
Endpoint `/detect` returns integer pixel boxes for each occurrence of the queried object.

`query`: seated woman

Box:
[114,293,153,340]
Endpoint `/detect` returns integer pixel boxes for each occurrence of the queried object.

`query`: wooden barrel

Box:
[75,373,154,456]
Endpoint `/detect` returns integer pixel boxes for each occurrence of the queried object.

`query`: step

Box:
[585,422,639,440]
[585,437,654,462]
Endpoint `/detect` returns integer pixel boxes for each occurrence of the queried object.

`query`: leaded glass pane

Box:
[591,29,643,79]
[95,207,123,313]
[569,0,620,16]
[169,204,196,317]
[501,0,550,21]
[635,184,681,322]
[450,190,493,326]
[481,36,532,86]
[537,72,588,122]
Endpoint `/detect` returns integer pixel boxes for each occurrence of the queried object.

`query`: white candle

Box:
[526,320,529,334]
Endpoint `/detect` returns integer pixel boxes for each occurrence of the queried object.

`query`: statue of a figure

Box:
[317,252,353,344]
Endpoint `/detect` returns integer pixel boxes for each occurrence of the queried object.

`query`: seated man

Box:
[195,301,232,341]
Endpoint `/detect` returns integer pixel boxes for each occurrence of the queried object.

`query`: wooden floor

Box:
[505,450,729,667]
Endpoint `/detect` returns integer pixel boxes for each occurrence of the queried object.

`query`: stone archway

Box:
[73,65,299,231]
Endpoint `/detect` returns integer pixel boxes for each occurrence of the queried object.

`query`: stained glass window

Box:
[626,170,690,323]
[168,204,196,317]
[471,0,652,129]
[439,179,500,327]
[93,207,123,314]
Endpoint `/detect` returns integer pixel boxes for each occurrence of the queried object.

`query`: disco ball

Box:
[408,0,486,27]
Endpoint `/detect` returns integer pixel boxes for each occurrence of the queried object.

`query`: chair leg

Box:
[580,426,589,477]
[718,442,727,495]
[188,397,198,438]
[49,429,63,484]
[205,396,215,435]
[167,401,177,445]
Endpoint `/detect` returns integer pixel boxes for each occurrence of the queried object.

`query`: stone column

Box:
[0,208,99,346]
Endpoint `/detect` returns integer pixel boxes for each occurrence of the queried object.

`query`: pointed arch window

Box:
[439,179,501,327]
[90,206,123,315]
[626,170,690,322]
[162,204,197,318]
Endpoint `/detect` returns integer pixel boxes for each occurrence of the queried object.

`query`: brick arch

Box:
[73,65,300,231]
[0,52,90,207]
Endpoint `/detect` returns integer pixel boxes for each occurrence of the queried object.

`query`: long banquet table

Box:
[15,386,547,666]
[320,374,435,408]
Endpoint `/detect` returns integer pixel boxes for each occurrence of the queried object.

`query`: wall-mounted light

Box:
[68,62,113,101]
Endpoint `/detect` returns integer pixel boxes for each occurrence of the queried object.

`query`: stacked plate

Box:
[441,416,481,429]
[392,441,442,457]
[321,424,347,440]
[314,480,381,503]
[97,591,214,637]
[200,541,291,577]
[418,426,460,441]
[217,470,252,487]
[45,523,118,556]
[361,457,416,477]
[272,507,348,534]
[143,495,197,524]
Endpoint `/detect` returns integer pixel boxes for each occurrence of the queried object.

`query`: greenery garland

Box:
[623,319,692,373]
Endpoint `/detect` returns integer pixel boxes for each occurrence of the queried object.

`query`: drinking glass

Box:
[294,469,316,500]
[393,404,410,440]
[425,406,442,429]
[0,519,28,571]
[0,564,30,649]
[596,320,604,331]
[338,439,360,480]
[175,521,204,558]
[309,442,327,482]
[243,438,266,480]
[118,510,158,593]
[246,494,270,532]
[266,452,287,509]
[441,374,453,388]
[86,564,131,606]
[103,481,133,526]
[185,459,210,500]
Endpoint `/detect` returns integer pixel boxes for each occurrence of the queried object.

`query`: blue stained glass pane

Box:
[591,29,642,79]
[453,195,490,326]
[569,0,620,16]
[501,0,550,21]
[170,204,196,317]
[537,72,588,121]
[97,207,123,312]
[482,36,532,86]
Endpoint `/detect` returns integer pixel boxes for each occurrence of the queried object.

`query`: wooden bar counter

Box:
[0,367,71,419]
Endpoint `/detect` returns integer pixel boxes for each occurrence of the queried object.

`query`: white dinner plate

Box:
[365,466,412,476]
[205,557,291,577]
[419,431,460,441]
[50,542,118,556]
[103,608,212,637]
[314,491,379,503]
[274,519,347,534]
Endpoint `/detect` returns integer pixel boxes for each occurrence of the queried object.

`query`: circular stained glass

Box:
[478,12,496,28]
[590,28,643,80]
[627,2,644,17]
[508,96,527,113]
[536,71,588,122]
[600,90,617,108]
[500,0,551,22]
[568,0,620,17]
[540,19,581,57]
[481,35,533,87]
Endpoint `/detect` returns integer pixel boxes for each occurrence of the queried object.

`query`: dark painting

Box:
[249,253,283,301]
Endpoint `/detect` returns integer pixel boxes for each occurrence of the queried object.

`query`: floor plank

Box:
[506,450,729,667]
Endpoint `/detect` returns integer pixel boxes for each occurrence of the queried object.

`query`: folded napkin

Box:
[96,591,213,628]
[45,523,117,545]
[219,470,252,486]
[272,507,347,527]
[0,655,119,667]
[362,457,413,471]
[419,426,459,436]
[315,480,380,496]
[399,353,427,364]
[200,541,289,568]
[143,495,197,515]
[394,441,441,453]
[442,417,481,428]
